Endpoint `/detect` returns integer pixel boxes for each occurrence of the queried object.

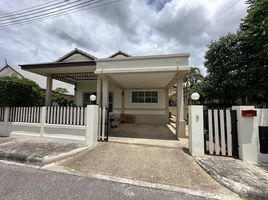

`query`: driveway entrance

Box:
[109,123,180,148]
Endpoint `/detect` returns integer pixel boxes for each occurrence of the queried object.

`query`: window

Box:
[132,91,158,103]
[109,92,113,112]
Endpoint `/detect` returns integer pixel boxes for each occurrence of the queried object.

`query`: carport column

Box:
[165,88,169,123]
[176,78,185,138]
[102,78,109,108]
[101,78,109,139]
[45,74,53,106]
[96,76,102,106]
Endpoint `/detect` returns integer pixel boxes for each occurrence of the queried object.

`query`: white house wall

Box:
[110,84,122,114]
[96,55,189,74]
[123,89,167,124]
[75,81,167,124]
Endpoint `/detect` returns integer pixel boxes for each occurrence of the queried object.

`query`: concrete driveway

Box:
[109,123,182,148]
[55,141,236,198]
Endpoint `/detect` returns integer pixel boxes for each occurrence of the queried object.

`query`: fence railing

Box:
[0,107,4,122]
[9,107,41,123]
[46,106,86,126]
[7,106,86,126]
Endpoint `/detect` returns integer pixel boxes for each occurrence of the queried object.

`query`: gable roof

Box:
[109,51,130,58]
[0,64,24,78]
[56,48,97,62]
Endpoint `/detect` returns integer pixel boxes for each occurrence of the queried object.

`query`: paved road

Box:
[0,162,216,200]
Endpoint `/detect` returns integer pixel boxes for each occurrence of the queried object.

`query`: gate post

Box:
[1,107,10,137]
[188,105,204,156]
[85,105,99,146]
[232,106,257,162]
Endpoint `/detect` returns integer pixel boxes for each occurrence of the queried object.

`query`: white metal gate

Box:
[204,109,238,157]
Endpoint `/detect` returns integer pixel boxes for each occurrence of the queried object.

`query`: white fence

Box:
[0,105,101,146]
[46,106,86,125]
[9,107,41,123]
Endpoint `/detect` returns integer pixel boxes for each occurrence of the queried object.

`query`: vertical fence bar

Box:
[226,110,232,156]
[220,110,226,156]
[214,110,220,155]
[208,110,214,154]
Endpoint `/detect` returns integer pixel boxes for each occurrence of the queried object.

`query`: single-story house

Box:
[20,48,190,137]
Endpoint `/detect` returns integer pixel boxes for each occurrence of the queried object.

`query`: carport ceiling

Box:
[108,72,175,88]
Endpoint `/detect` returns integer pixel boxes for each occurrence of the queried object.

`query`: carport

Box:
[95,53,190,140]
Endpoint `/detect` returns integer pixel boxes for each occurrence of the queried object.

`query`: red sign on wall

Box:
[241,110,257,117]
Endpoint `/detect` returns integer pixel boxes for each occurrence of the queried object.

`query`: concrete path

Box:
[0,162,222,200]
[52,142,237,199]
[196,156,268,199]
[0,136,86,165]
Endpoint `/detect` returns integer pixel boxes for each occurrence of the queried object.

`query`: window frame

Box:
[131,91,158,103]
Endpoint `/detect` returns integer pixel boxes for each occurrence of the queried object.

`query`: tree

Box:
[0,76,44,106]
[204,33,248,105]
[55,87,69,94]
[240,0,268,105]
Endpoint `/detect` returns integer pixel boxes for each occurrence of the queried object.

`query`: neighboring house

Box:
[0,63,74,94]
[20,48,190,137]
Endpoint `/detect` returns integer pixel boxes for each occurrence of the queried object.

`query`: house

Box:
[20,48,190,138]
[0,62,74,94]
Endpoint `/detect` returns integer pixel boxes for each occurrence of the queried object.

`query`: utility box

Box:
[259,126,268,154]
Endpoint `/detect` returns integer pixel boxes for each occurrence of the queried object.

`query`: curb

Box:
[41,146,90,165]
[41,165,239,200]
[194,157,268,200]
[0,146,90,166]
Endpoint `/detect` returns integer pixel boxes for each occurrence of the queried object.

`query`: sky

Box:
[0,0,248,77]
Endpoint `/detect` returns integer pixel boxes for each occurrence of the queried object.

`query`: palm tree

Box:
[183,67,204,105]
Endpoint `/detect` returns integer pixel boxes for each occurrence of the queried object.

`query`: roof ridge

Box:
[55,48,97,62]
[109,50,130,58]
[0,64,25,78]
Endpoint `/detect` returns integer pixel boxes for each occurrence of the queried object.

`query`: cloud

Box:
[0,0,248,78]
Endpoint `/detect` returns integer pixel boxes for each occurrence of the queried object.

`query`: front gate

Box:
[203,109,239,158]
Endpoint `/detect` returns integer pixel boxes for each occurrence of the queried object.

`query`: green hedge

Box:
[0,76,44,106]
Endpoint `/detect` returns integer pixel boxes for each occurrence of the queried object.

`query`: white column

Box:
[96,76,102,106]
[102,78,109,108]
[188,105,204,156]
[165,88,169,123]
[85,105,99,146]
[176,78,185,138]
[40,107,46,137]
[45,74,53,106]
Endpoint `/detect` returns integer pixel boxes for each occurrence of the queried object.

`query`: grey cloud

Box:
[0,0,248,74]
